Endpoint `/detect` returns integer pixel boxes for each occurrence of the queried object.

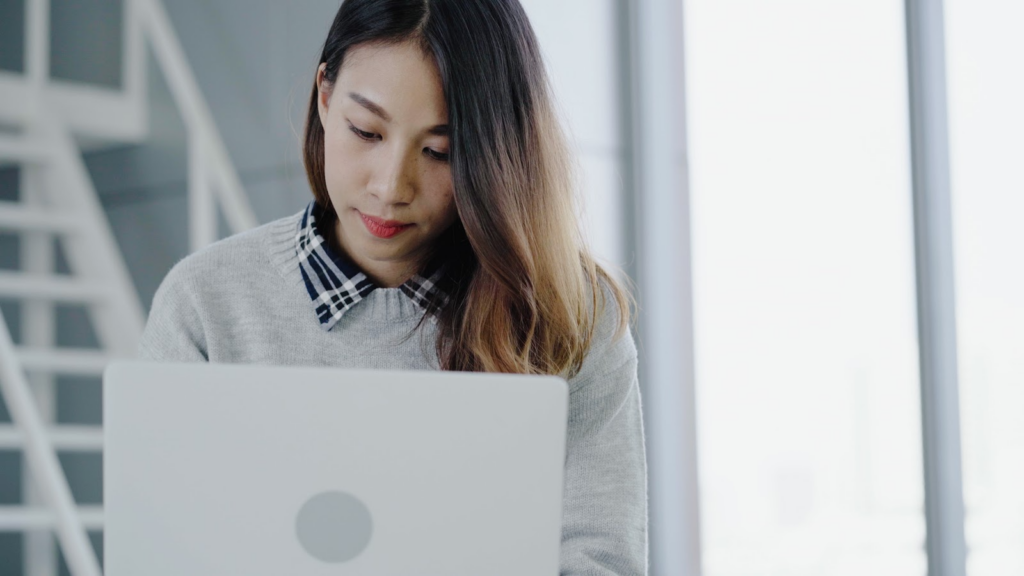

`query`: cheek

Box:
[424,173,458,225]
[322,128,363,196]
[442,191,459,224]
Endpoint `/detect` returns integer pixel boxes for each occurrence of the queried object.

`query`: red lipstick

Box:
[359,212,412,239]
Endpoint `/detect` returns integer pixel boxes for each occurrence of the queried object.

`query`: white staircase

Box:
[0,0,258,574]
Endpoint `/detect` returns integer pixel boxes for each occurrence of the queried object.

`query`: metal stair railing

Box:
[0,310,103,576]
[0,0,261,574]
[139,0,259,249]
[0,115,142,576]
[0,0,259,245]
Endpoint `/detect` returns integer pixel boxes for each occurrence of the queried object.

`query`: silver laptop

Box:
[103,361,568,576]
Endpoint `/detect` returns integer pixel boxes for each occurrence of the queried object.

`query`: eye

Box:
[424,148,450,162]
[347,122,379,141]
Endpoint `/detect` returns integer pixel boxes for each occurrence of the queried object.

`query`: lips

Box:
[358,212,413,239]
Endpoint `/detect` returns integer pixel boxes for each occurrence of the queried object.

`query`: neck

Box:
[356,258,421,288]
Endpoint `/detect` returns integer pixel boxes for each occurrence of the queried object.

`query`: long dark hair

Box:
[303,0,629,375]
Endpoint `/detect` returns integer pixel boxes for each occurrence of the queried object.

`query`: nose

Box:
[368,143,415,205]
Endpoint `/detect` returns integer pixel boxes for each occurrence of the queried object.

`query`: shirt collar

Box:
[295,201,450,331]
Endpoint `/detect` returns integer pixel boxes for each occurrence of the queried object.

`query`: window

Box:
[684,1,926,573]
[946,2,1024,574]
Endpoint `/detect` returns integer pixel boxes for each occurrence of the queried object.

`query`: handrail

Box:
[137,0,259,249]
[38,115,147,352]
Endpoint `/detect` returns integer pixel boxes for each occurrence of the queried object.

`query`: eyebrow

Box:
[348,91,449,136]
[348,92,390,122]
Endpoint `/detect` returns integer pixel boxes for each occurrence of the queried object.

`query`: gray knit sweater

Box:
[138,210,648,575]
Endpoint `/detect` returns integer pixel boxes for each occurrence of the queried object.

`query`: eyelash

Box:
[347,122,449,163]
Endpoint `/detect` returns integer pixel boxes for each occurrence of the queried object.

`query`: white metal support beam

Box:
[0,425,104,452]
[26,0,49,97]
[904,1,968,576]
[22,161,59,576]
[0,506,104,531]
[629,0,702,575]
[123,0,146,113]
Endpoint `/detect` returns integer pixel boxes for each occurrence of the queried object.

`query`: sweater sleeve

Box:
[560,291,648,575]
[137,260,209,363]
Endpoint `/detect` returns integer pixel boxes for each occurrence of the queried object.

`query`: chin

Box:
[363,240,412,260]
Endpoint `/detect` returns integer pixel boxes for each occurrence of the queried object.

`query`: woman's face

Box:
[316,41,457,287]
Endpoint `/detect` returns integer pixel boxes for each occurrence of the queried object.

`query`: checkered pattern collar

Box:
[295,201,450,331]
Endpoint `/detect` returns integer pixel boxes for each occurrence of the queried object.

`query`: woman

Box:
[140,0,647,573]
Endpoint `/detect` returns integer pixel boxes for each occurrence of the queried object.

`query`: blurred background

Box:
[0,0,1020,575]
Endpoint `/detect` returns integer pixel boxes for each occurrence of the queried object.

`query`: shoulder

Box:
[139,211,303,360]
[170,212,299,280]
[146,210,303,328]
[157,210,302,296]
[570,271,637,389]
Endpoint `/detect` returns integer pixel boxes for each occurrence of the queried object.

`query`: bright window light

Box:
[946,2,1024,575]
[684,1,926,574]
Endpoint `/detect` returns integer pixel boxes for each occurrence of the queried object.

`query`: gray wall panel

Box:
[49,0,123,87]
[0,0,26,73]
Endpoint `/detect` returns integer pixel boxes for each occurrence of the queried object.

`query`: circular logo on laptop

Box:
[295,490,373,563]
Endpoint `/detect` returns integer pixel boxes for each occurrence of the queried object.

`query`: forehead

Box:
[336,41,447,124]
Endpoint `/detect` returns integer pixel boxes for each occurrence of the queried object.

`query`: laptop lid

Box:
[103,361,568,576]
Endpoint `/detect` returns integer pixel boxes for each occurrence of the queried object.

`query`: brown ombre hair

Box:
[303,0,630,376]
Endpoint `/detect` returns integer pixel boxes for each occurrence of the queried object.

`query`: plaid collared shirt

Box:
[295,201,450,331]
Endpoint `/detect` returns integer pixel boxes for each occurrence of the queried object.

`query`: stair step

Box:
[0,204,82,234]
[0,135,48,165]
[0,424,103,451]
[0,505,104,531]
[15,347,116,376]
[0,271,108,303]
